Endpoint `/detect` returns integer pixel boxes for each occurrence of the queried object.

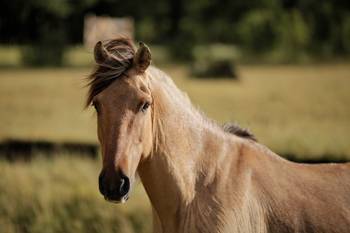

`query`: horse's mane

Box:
[85,38,257,142]
[145,68,258,142]
[85,37,136,108]
[222,123,257,141]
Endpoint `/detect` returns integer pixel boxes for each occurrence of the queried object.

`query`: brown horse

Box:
[86,38,350,233]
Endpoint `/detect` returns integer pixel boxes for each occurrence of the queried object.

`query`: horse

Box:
[86,38,350,233]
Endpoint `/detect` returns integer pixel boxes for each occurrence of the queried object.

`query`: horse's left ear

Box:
[134,42,152,72]
[94,41,110,64]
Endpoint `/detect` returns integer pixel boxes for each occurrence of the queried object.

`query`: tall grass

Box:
[0,155,152,233]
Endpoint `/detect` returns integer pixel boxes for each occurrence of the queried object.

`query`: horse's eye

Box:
[142,102,150,112]
[92,102,99,113]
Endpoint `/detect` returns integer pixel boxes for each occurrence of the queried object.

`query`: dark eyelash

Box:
[92,102,99,113]
[142,102,150,112]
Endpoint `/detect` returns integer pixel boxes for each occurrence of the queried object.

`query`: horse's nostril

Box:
[99,175,106,195]
[119,176,130,197]
[99,171,131,202]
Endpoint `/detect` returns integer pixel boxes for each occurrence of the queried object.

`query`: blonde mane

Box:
[148,67,258,142]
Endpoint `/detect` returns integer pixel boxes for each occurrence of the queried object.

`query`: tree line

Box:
[1,0,349,65]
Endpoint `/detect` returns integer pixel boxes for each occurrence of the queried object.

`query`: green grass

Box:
[0,155,152,233]
[0,46,21,67]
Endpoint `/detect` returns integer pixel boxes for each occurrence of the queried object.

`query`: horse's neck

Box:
[138,74,234,230]
[138,73,270,231]
[138,123,232,232]
[138,71,350,232]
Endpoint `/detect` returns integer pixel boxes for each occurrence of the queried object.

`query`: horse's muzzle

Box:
[98,172,131,203]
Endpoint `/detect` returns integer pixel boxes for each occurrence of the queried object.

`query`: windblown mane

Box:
[222,123,257,141]
[85,38,136,108]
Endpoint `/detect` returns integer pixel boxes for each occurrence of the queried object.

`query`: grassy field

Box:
[0,155,152,233]
[174,63,350,160]
[1,61,349,159]
[0,46,349,232]
[0,67,96,144]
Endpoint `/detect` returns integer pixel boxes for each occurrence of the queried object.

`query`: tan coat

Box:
[87,38,350,233]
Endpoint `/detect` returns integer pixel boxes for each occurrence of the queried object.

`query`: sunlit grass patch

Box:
[0,68,96,143]
[0,46,21,67]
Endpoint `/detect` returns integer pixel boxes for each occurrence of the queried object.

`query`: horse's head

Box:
[87,39,153,203]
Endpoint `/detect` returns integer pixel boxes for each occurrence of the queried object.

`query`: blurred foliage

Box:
[0,0,98,66]
[1,0,350,64]
[20,24,67,66]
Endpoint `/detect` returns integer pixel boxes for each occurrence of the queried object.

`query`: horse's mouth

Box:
[104,193,130,204]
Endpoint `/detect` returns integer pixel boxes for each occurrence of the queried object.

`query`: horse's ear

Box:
[134,42,151,72]
[94,41,110,64]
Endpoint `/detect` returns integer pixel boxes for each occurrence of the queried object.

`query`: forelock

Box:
[85,38,137,108]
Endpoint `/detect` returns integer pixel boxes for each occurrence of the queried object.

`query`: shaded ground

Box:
[283,153,349,164]
[0,139,99,161]
[0,139,348,164]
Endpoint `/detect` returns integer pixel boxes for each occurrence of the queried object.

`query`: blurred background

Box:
[0,0,349,232]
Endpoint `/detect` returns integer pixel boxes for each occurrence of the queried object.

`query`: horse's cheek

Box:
[139,117,153,160]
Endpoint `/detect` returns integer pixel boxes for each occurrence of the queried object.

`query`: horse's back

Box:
[267,162,350,232]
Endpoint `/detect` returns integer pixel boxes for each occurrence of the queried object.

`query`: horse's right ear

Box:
[134,42,152,72]
[94,41,110,64]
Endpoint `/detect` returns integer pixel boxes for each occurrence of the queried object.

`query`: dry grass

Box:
[0,68,96,143]
[0,155,152,233]
[0,46,349,233]
[0,62,350,159]
[161,62,350,160]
